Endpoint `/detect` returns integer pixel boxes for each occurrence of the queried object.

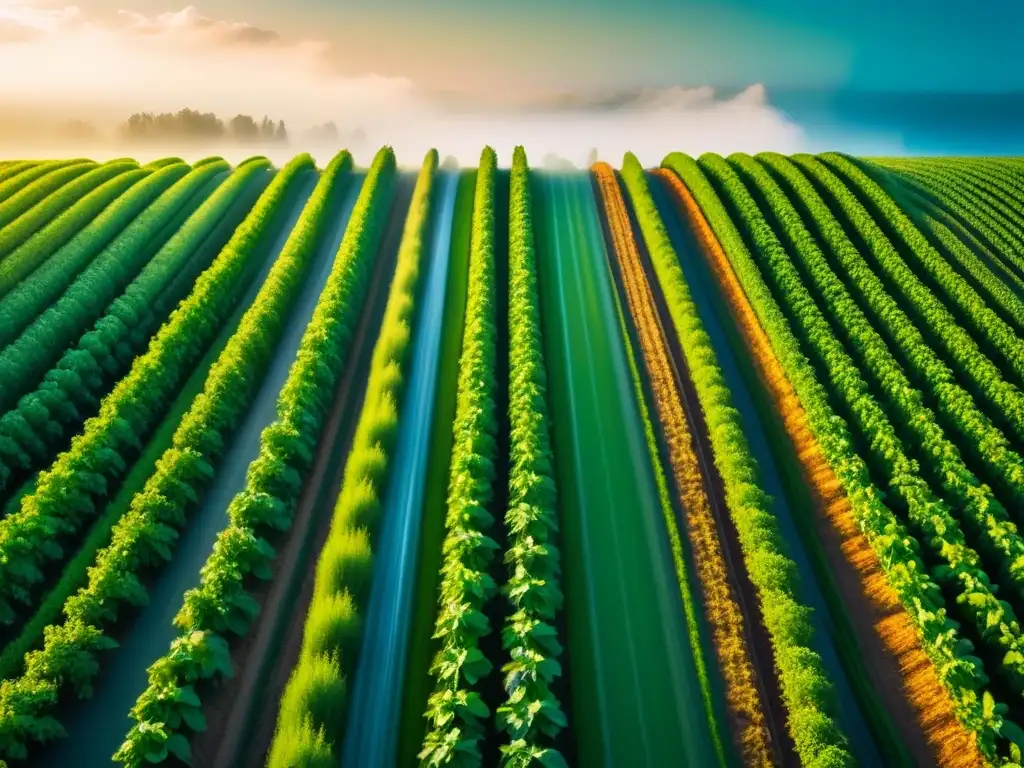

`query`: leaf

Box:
[165,733,192,763]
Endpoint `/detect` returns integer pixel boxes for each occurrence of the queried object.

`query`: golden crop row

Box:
[593,163,773,767]
[651,168,981,768]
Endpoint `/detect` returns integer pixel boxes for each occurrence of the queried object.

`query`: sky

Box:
[43,0,1024,94]
[0,0,1020,161]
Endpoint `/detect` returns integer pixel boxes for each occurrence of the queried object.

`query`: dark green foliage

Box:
[0,162,190,352]
[0,154,317,764]
[118,148,403,767]
[0,159,266,499]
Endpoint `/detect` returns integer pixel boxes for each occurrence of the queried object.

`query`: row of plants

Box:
[117,147,403,767]
[791,155,1024,449]
[893,160,1024,255]
[417,146,500,767]
[0,168,150,297]
[0,152,339,762]
[0,161,99,232]
[497,147,571,767]
[652,165,982,766]
[935,158,1024,281]
[597,161,751,765]
[816,153,1024,391]
[0,160,93,212]
[0,161,139,261]
[864,160,1024,331]
[758,153,1024,523]
[728,153,1024,593]
[624,152,854,767]
[0,161,38,184]
[264,146,425,767]
[666,151,1019,763]
[0,159,264,504]
[0,162,303,688]
[397,168,477,766]
[0,162,220,411]
[706,151,1024,683]
[976,159,1024,210]
[0,162,189,351]
[0,156,310,636]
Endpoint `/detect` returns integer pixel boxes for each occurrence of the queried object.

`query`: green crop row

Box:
[729,152,1024,579]
[816,154,1024,391]
[860,160,1024,336]
[496,146,566,768]
[0,156,306,641]
[0,161,139,261]
[0,162,97,232]
[418,146,500,767]
[973,159,1024,211]
[667,152,1020,763]
[892,159,1024,253]
[626,153,854,767]
[722,151,1024,709]
[904,185,1024,314]
[705,149,1024,700]
[0,168,150,298]
[759,153,1024,530]
[265,147,437,768]
[0,161,40,184]
[0,162,220,411]
[117,147,401,767]
[923,159,1024,282]
[0,160,94,214]
[791,155,1024,449]
[0,163,186,349]
[0,152,335,762]
[0,159,263,510]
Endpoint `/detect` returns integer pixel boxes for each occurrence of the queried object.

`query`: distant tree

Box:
[230,114,260,142]
[116,108,283,144]
[259,115,275,142]
[274,120,288,143]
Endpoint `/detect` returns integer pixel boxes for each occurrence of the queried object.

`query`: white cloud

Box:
[0,3,809,164]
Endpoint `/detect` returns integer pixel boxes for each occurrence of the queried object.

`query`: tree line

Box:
[119,109,288,144]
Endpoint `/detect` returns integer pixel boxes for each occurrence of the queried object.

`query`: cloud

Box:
[0,18,38,41]
[115,6,281,46]
[0,3,809,164]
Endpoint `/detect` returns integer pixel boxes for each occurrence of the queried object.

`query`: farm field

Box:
[1,149,1023,768]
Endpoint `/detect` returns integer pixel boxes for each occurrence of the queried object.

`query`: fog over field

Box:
[0,2,847,165]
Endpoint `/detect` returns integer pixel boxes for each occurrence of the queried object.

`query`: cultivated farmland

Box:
[0,150,1022,767]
